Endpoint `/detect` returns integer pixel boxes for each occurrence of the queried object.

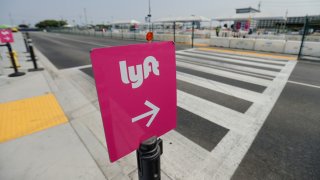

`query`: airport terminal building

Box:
[214,7,320,32]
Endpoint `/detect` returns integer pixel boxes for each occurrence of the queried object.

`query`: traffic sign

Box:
[90,41,176,162]
[0,29,14,43]
[146,32,153,42]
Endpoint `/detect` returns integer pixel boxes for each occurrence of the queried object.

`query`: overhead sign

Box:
[90,41,176,162]
[0,29,14,43]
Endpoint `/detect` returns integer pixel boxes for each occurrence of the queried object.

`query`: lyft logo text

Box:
[119,56,159,89]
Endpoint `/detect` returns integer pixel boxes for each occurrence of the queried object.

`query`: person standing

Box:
[215,26,220,37]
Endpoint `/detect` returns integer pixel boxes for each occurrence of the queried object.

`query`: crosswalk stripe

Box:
[177,61,272,87]
[178,90,255,134]
[161,131,210,178]
[179,50,297,179]
[177,72,269,104]
[192,49,288,65]
[176,51,284,70]
[176,55,278,78]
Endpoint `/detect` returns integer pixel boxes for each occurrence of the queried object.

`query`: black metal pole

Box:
[26,32,30,39]
[137,136,162,180]
[122,25,124,39]
[191,21,195,48]
[23,37,29,53]
[6,43,25,77]
[173,22,176,42]
[298,16,308,60]
[27,40,44,72]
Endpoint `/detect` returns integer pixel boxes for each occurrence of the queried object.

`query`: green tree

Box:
[35,19,67,28]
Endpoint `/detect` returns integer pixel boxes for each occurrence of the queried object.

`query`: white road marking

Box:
[178,90,255,134]
[177,72,269,104]
[288,80,320,89]
[42,33,110,47]
[193,49,288,64]
[55,42,298,179]
[177,61,272,86]
[177,51,284,70]
[176,55,279,77]
[161,131,211,179]
[188,60,297,180]
[60,64,93,72]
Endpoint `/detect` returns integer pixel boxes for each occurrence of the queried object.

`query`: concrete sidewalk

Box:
[0,33,107,180]
[0,32,174,180]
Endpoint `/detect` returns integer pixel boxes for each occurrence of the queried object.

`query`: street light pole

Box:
[147,0,152,31]
[84,8,88,26]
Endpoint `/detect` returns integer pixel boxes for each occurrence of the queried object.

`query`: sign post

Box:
[90,41,176,179]
[137,137,162,180]
[0,29,25,77]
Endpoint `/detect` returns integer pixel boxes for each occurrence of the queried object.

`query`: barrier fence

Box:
[47,17,319,59]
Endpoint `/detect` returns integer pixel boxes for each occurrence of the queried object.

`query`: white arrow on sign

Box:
[132,100,160,127]
[4,37,10,41]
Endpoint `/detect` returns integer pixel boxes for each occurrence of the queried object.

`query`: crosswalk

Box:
[73,47,297,179]
[163,48,297,179]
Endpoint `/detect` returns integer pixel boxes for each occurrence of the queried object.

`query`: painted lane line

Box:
[42,33,111,47]
[187,60,297,179]
[161,130,211,178]
[59,64,93,72]
[204,60,297,179]
[178,90,255,134]
[177,61,271,87]
[193,49,288,65]
[177,72,269,104]
[288,80,320,89]
[197,47,296,61]
[177,58,274,81]
[176,55,279,77]
[187,130,243,180]
[177,51,283,70]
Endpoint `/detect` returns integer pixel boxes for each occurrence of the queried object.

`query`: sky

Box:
[1,0,320,26]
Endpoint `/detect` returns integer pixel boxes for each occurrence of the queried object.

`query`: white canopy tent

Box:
[108,20,140,35]
[153,15,210,47]
[109,20,140,25]
[154,15,210,23]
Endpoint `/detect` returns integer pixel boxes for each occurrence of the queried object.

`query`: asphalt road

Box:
[31,32,229,151]
[30,32,191,69]
[233,61,320,179]
[31,32,320,179]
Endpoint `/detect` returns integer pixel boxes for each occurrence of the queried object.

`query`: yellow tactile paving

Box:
[198,47,297,61]
[0,93,68,143]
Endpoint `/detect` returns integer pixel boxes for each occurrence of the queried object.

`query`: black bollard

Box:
[136,137,163,180]
[6,43,25,77]
[27,39,44,72]
[25,32,30,39]
[23,37,29,53]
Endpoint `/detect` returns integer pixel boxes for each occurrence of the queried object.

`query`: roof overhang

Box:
[213,13,285,21]
[154,15,210,23]
[110,20,140,25]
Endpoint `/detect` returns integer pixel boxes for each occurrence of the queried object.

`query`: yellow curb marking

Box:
[176,42,210,47]
[198,47,297,61]
[0,93,68,143]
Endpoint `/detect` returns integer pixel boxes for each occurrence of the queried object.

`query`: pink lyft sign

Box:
[0,29,14,43]
[90,41,176,162]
